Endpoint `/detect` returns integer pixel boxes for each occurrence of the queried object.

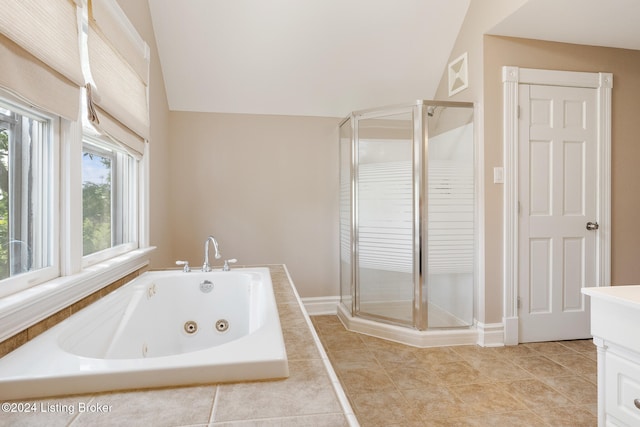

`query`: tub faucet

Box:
[223,258,237,271]
[175,260,191,273]
[202,235,222,272]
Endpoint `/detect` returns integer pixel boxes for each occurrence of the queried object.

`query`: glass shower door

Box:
[355,109,416,326]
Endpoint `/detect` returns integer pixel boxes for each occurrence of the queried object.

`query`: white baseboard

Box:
[301,296,340,315]
[503,316,519,345]
[475,321,505,347]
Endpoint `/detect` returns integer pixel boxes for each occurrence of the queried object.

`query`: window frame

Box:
[0,0,153,342]
[81,134,139,267]
[0,95,60,298]
[0,88,152,343]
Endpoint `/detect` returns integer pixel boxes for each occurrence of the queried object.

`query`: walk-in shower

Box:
[338,100,477,347]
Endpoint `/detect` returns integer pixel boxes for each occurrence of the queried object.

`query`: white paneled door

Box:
[518,84,597,342]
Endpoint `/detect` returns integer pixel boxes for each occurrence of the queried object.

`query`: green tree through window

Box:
[0,128,8,279]
[82,151,112,255]
[0,104,52,282]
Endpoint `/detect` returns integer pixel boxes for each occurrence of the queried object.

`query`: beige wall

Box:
[484,36,640,324]
[434,0,640,326]
[121,0,640,318]
[434,0,528,101]
[168,112,341,298]
[116,0,173,269]
[117,1,341,297]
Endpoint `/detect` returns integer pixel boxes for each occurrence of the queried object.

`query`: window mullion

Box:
[60,119,83,276]
[138,142,148,248]
[112,151,121,247]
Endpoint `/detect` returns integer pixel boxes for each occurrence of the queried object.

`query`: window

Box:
[0,92,147,301]
[0,0,150,332]
[82,136,138,263]
[0,99,58,295]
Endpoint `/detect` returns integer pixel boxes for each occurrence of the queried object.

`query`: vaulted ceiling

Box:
[148,0,640,118]
[488,0,640,52]
[147,0,470,117]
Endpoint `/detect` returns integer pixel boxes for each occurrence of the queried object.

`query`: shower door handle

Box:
[586,222,599,231]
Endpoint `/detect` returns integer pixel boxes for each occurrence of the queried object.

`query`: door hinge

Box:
[517,105,521,119]
[517,297,521,309]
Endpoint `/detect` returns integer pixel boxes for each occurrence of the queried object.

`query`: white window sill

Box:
[0,247,155,343]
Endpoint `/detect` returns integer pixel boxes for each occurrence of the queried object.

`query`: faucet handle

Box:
[223,258,237,271]
[176,260,191,273]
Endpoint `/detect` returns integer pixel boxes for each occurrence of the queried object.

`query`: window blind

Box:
[0,0,84,120]
[86,0,150,155]
[90,0,149,85]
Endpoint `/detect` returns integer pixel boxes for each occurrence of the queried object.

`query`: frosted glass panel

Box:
[426,106,474,327]
[356,111,414,324]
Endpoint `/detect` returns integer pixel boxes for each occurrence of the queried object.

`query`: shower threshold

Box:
[337,304,478,348]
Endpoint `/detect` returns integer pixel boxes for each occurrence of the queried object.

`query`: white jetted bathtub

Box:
[0,267,289,400]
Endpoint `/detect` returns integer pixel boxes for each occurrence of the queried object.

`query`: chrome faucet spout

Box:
[202,235,222,272]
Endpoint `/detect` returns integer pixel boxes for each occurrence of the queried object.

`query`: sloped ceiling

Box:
[489,0,640,51]
[147,0,470,117]
[148,0,640,118]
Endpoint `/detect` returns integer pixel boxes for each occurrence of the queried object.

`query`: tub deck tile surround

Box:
[0,265,357,427]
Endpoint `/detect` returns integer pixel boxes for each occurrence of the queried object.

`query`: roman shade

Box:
[0,0,84,120]
[86,0,150,156]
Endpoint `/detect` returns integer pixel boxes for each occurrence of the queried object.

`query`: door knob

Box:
[586,222,599,231]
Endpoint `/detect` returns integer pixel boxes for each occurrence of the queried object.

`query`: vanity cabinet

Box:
[583,285,640,426]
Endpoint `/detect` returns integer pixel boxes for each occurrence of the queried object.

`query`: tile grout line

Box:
[207,385,220,425]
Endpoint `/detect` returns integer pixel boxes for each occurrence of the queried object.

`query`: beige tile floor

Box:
[311,315,598,427]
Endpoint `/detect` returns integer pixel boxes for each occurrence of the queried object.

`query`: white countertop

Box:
[582,285,640,310]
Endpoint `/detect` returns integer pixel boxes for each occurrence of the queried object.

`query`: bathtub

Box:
[0,267,289,400]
